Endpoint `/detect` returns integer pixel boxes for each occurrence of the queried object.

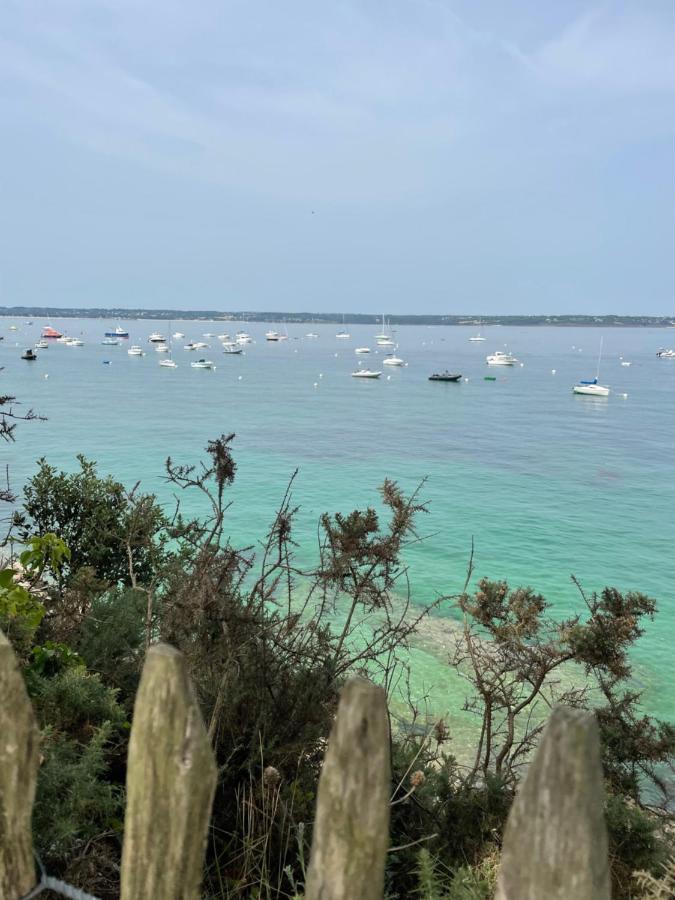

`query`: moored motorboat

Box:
[265,330,281,341]
[429,371,462,382]
[101,338,119,346]
[128,345,145,356]
[656,348,675,358]
[383,355,405,366]
[35,340,49,349]
[222,343,243,354]
[159,359,178,368]
[21,348,37,360]
[191,358,215,369]
[155,344,169,353]
[351,369,381,378]
[355,347,371,354]
[66,338,84,346]
[148,331,166,343]
[105,327,129,338]
[42,326,62,338]
[486,351,517,366]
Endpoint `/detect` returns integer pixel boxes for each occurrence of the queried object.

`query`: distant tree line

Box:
[1,306,674,327]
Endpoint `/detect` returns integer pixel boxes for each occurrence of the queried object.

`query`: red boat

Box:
[42,326,63,338]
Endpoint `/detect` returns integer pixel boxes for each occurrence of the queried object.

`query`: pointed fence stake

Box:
[304,678,390,900]
[0,629,40,899]
[120,643,217,900]
[496,705,610,900]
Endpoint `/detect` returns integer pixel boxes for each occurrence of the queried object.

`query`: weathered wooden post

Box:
[120,643,217,900]
[304,678,390,900]
[496,705,611,900]
[0,629,39,900]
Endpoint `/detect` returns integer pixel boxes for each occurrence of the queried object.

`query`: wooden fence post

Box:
[0,629,39,900]
[304,678,390,900]
[120,643,217,900]
[496,705,610,900]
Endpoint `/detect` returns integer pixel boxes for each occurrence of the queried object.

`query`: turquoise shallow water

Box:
[2,318,674,729]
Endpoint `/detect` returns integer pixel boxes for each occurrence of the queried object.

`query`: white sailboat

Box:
[469,320,487,341]
[573,338,610,396]
[374,314,389,341]
[160,329,178,367]
[336,314,350,339]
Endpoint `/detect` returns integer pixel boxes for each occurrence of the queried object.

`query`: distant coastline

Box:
[1,306,674,327]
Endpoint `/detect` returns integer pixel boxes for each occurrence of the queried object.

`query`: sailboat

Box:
[573,338,610,396]
[374,314,388,341]
[469,320,487,342]
[160,325,178,367]
[336,314,350,339]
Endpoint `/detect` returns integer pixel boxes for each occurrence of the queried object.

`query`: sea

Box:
[2,317,674,744]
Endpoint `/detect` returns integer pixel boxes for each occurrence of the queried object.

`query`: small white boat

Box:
[193,341,209,349]
[183,342,197,351]
[374,314,393,342]
[56,335,69,343]
[305,332,319,338]
[191,358,215,369]
[266,330,281,341]
[355,347,371,354]
[66,338,84,346]
[148,331,166,343]
[35,340,49,349]
[620,361,631,367]
[159,359,178,368]
[173,332,185,339]
[236,332,252,343]
[656,348,675,358]
[155,344,169,353]
[128,345,145,356]
[336,331,351,339]
[383,355,405,366]
[9,325,17,331]
[222,344,243,355]
[573,337,609,397]
[486,351,517,366]
[101,338,119,346]
[352,369,381,379]
[573,380,610,397]
[469,333,486,342]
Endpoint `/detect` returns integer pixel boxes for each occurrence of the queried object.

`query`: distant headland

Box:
[1,307,674,327]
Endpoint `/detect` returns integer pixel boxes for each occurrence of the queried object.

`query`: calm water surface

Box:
[2,318,674,730]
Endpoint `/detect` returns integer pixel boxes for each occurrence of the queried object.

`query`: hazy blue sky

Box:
[2,1,675,314]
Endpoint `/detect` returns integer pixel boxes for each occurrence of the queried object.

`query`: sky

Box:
[2,1,675,315]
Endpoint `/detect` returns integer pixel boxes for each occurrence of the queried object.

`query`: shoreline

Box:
[2,308,675,327]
